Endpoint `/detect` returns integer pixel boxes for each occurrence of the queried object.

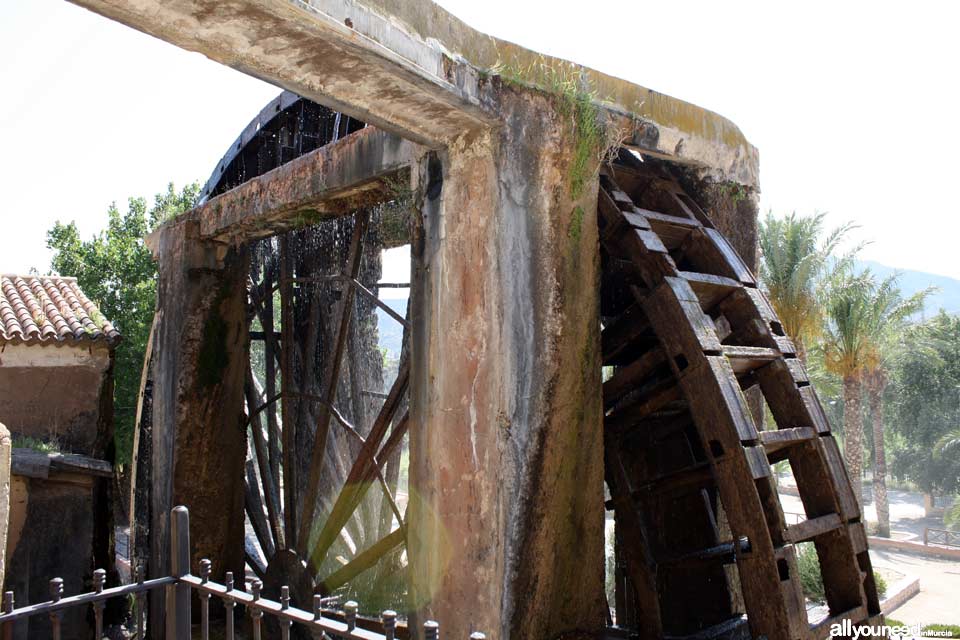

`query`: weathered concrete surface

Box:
[0,344,112,455]
[408,82,606,639]
[0,423,10,590]
[5,478,96,640]
[0,341,120,637]
[65,0,758,185]
[148,220,249,637]
[167,127,420,246]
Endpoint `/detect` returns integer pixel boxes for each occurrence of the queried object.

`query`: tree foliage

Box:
[889,311,960,495]
[758,211,855,360]
[46,183,199,465]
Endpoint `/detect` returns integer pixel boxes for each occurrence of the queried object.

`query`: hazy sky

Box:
[2,0,958,280]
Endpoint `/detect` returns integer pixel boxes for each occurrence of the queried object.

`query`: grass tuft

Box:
[489,55,618,201]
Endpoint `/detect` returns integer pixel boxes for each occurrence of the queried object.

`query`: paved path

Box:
[776,476,960,626]
[869,548,960,625]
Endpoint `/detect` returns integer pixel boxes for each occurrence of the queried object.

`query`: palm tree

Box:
[822,270,929,513]
[860,277,930,536]
[758,212,856,361]
[934,428,960,458]
[821,271,876,509]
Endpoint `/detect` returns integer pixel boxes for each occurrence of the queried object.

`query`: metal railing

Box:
[782,511,805,526]
[0,506,486,640]
[924,527,960,549]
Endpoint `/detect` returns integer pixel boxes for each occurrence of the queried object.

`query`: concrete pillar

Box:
[407,83,606,639]
[148,221,249,635]
[0,423,10,589]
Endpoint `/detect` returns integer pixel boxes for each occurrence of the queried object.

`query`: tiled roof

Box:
[0,275,121,346]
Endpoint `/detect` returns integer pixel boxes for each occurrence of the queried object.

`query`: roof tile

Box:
[0,275,120,346]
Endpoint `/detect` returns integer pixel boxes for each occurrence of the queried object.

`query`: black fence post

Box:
[166,506,191,640]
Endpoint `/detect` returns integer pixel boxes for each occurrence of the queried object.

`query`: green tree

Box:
[820,270,877,508]
[46,182,199,466]
[890,312,960,501]
[758,211,855,361]
[859,277,930,536]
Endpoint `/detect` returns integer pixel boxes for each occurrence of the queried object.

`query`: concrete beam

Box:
[66,0,758,184]
[149,127,420,248]
[65,0,496,147]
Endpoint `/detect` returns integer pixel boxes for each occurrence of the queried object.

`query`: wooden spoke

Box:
[307,360,409,573]
[279,235,298,550]
[246,371,285,550]
[317,527,406,595]
[244,459,276,559]
[298,210,371,553]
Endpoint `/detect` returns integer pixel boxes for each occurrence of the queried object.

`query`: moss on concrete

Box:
[490,57,605,199]
[197,287,230,388]
[568,206,584,241]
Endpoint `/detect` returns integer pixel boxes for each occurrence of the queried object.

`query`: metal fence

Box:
[0,506,486,640]
[924,527,960,549]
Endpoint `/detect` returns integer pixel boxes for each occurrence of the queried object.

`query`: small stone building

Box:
[0,274,119,639]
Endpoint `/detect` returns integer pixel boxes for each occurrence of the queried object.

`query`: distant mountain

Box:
[376,298,407,357]
[856,260,960,318]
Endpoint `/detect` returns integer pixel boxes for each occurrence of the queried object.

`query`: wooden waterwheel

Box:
[207,93,412,614]
[599,151,882,640]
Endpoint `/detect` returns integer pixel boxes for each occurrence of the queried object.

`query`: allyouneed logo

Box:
[830,619,954,638]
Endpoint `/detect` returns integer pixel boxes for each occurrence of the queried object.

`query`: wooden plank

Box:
[755,359,830,434]
[602,303,653,366]
[632,463,713,498]
[743,446,771,479]
[677,229,753,285]
[760,427,817,457]
[603,347,667,408]
[818,436,861,521]
[605,378,682,431]
[670,190,715,229]
[785,513,842,544]
[723,345,780,375]
[811,605,868,640]
[847,522,869,554]
[644,209,701,230]
[642,209,698,251]
[659,538,750,569]
[604,444,663,639]
[642,277,724,357]
[635,228,670,255]
[771,545,811,640]
[691,357,760,443]
[681,271,741,311]
[622,210,653,231]
[814,528,869,624]
[717,288,797,355]
[703,228,756,286]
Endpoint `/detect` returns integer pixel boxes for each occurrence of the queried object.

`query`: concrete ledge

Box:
[10,448,113,480]
[880,575,920,616]
[868,535,960,561]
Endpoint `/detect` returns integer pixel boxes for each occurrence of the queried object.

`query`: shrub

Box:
[796,543,825,601]
[796,542,887,601]
[873,572,888,599]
